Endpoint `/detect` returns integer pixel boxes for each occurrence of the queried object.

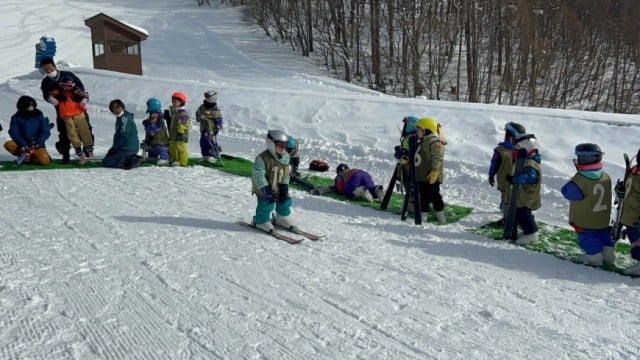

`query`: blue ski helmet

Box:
[287,135,296,150]
[146,97,162,113]
[574,143,603,165]
[404,116,419,134]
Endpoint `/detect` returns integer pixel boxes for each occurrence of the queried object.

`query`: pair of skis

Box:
[611,153,632,241]
[236,220,325,244]
[381,135,421,225]
[503,149,528,240]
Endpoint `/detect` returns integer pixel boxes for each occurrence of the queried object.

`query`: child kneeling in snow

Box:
[102,99,143,170]
[334,163,384,202]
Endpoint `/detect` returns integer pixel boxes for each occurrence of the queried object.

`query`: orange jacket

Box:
[52,89,85,118]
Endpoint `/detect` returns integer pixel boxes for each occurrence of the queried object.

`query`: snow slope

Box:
[1,1,639,359]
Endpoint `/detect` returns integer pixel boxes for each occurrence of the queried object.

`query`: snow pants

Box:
[102,149,142,170]
[345,170,375,198]
[199,131,220,157]
[54,111,93,160]
[417,181,445,213]
[4,140,51,165]
[625,226,640,261]
[148,144,170,161]
[169,140,189,166]
[575,228,615,255]
[255,196,292,225]
[514,207,538,235]
[63,114,93,150]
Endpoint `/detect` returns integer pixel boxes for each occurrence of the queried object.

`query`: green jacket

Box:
[415,134,445,183]
[517,159,542,210]
[251,150,290,199]
[568,172,612,229]
[622,169,640,227]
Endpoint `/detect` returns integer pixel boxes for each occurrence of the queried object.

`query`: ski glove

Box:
[175,133,185,142]
[615,181,626,199]
[427,170,440,184]
[79,98,88,111]
[277,183,289,202]
[394,146,407,160]
[47,96,59,106]
[260,186,275,203]
[488,175,495,187]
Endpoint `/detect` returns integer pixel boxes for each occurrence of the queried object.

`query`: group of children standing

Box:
[487,121,640,276]
[110,90,224,169]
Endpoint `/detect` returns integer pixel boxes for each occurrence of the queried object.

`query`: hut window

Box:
[108,40,140,55]
[94,41,104,56]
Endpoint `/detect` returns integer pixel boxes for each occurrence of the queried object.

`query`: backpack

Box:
[309,160,329,172]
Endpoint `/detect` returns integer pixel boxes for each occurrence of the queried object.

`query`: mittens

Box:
[427,170,440,184]
[260,186,275,203]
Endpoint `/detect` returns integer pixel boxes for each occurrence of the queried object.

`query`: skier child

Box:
[334,163,385,202]
[488,122,527,224]
[560,143,615,266]
[195,90,223,163]
[506,133,542,245]
[251,130,296,232]
[414,117,446,223]
[286,135,300,178]
[3,96,52,165]
[615,149,640,276]
[165,92,191,167]
[141,97,170,165]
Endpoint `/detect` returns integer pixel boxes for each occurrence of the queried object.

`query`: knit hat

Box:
[16,95,37,112]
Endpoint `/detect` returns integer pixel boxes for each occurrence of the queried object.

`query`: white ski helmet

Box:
[204,90,217,103]
[266,130,288,158]
[515,133,537,152]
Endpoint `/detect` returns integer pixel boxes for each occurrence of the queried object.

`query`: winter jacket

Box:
[167,106,191,142]
[334,168,373,198]
[52,88,86,118]
[513,153,542,210]
[562,165,612,229]
[8,109,51,148]
[195,102,223,134]
[252,150,290,199]
[622,167,640,227]
[40,71,85,106]
[111,111,140,151]
[142,112,169,146]
[415,134,445,183]
[489,141,515,193]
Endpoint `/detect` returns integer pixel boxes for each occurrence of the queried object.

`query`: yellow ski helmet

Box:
[416,117,438,134]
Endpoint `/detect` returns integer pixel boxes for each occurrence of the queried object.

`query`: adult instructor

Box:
[39,57,93,164]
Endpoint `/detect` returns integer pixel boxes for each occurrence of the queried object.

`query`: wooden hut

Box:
[84,13,148,75]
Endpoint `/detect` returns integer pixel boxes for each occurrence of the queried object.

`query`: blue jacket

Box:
[112,111,140,151]
[8,109,51,148]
